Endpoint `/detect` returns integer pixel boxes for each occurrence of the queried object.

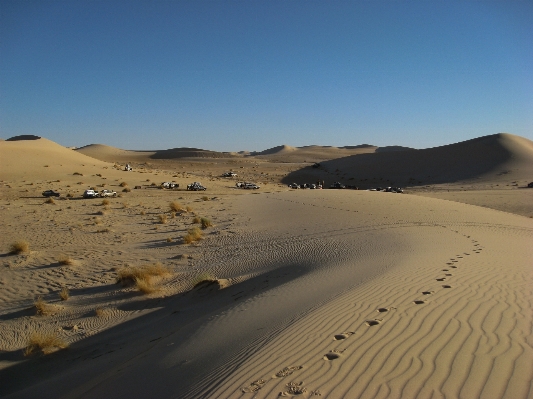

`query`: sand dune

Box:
[1,133,532,398]
[283,133,533,187]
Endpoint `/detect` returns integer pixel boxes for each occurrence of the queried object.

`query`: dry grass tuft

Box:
[186,206,193,213]
[169,201,184,212]
[59,287,70,301]
[122,187,131,192]
[101,199,110,206]
[57,254,76,266]
[93,217,103,225]
[200,217,212,229]
[24,332,68,356]
[158,214,168,224]
[45,197,56,204]
[192,272,218,287]
[140,210,146,215]
[116,262,171,293]
[166,237,173,242]
[183,227,203,244]
[192,216,201,224]
[119,182,128,187]
[201,196,209,201]
[95,307,113,317]
[34,296,54,316]
[10,240,29,254]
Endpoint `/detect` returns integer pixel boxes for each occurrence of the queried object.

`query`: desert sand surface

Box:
[1,134,532,398]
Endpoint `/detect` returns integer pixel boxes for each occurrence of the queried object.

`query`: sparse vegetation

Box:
[93,217,103,225]
[158,214,168,224]
[135,278,157,294]
[122,187,131,192]
[200,217,212,229]
[201,196,209,201]
[45,197,55,204]
[170,201,184,212]
[192,216,201,224]
[34,296,53,316]
[116,262,171,294]
[24,332,68,356]
[192,272,217,287]
[186,206,193,213]
[57,254,76,266]
[119,182,128,187]
[166,237,173,242]
[140,210,146,215]
[183,227,203,244]
[59,287,70,301]
[101,199,110,206]
[10,240,29,254]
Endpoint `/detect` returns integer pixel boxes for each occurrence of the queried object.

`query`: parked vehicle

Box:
[161,182,179,189]
[236,182,260,189]
[222,172,237,177]
[330,182,346,189]
[124,164,132,171]
[187,182,206,191]
[528,182,533,188]
[288,183,300,189]
[42,190,60,197]
[83,189,99,198]
[99,189,117,197]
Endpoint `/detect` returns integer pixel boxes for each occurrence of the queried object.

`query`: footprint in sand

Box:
[241,379,266,393]
[442,269,449,271]
[436,278,446,281]
[442,285,452,288]
[323,349,344,360]
[273,366,303,379]
[365,319,381,326]
[376,307,393,313]
[279,381,307,396]
[413,300,426,305]
[421,291,434,295]
[333,331,355,341]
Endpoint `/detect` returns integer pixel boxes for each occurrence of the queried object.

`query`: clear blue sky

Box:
[1,1,532,151]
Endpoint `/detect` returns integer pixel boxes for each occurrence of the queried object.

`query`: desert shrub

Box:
[122,187,131,192]
[10,240,29,254]
[34,297,53,316]
[166,237,173,242]
[186,206,193,213]
[140,210,146,215]
[201,196,209,201]
[24,332,68,356]
[119,182,128,187]
[170,201,184,212]
[116,262,170,286]
[57,254,75,266]
[183,227,203,244]
[200,217,212,229]
[170,211,176,218]
[192,272,217,288]
[101,199,110,206]
[93,217,102,225]
[135,278,156,294]
[192,216,201,224]
[59,287,69,301]
[158,214,168,224]
[45,197,55,204]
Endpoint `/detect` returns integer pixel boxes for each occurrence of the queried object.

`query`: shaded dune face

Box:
[281,133,533,187]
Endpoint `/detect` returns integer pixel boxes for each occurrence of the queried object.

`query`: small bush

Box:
[183,227,203,244]
[140,210,146,215]
[166,237,173,242]
[200,217,212,229]
[122,187,131,192]
[135,278,156,294]
[57,254,76,266]
[116,263,170,286]
[34,297,53,316]
[10,240,29,254]
[170,201,184,212]
[201,196,209,201]
[93,217,102,225]
[24,332,68,356]
[158,214,168,224]
[186,206,193,213]
[119,182,128,187]
[170,211,176,219]
[45,197,55,204]
[192,216,201,224]
[66,193,73,198]
[59,287,69,301]
[101,199,110,206]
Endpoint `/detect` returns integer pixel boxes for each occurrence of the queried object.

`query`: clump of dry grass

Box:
[170,211,176,218]
[101,199,110,206]
[93,217,103,225]
[183,227,203,244]
[34,297,54,316]
[169,201,184,212]
[45,197,56,204]
[116,263,171,294]
[166,237,173,242]
[158,214,168,224]
[186,206,193,213]
[66,193,73,198]
[24,332,68,356]
[201,196,209,201]
[119,182,128,187]
[200,217,212,229]
[10,240,29,254]
[140,210,146,215]
[57,254,76,266]
[122,187,131,192]
[59,287,69,301]
[192,216,201,224]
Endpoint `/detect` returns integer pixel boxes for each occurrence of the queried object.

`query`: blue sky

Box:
[1,1,532,151]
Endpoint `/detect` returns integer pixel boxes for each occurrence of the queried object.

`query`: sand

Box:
[0,134,532,398]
